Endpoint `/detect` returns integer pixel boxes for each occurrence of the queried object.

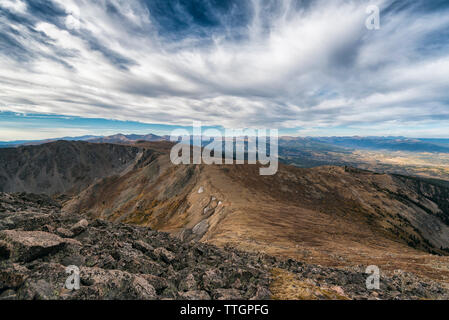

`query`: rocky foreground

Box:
[0,193,448,300]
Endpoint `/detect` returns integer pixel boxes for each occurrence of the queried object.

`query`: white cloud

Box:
[0,0,26,13]
[0,0,448,137]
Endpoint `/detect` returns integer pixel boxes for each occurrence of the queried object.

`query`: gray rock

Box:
[192,220,209,237]
[178,290,211,300]
[202,269,224,291]
[78,267,157,300]
[0,289,16,300]
[132,240,154,254]
[154,247,175,263]
[250,286,271,300]
[140,274,169,293]
[179,228,193,242]
[0,263,29,290]
[212,288,244,300]
[0,230,66,262]
[132,276,157,300]
[0,239,11,260]
[19,279,55,300]
[70,219,88,236]
[56,227,74,238]
[61,254,85,267]
[179,273,197,291]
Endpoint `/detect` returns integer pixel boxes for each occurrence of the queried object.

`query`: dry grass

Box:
[270,268,350,300]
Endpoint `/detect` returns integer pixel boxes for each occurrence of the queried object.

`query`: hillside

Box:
[59,142,449,283]
[0,141,141,195]
[85,134,167,145]
[2,140,449,284]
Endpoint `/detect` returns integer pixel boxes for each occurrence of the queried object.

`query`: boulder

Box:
[250,285,271,300]
[0,240,11,260]
[70,219,89,236]
[178,290,211,300]
[131,276,158,300]
[18,279,55,300]
[179,273,197,291]
[202,269,225,291]
[0,263,29,290]
[132,240,154,254]
[212,288,244,300]
[179,228,193,242]
[140,274,169,293]
[55,227,74,238]
[79,267,157,300]
[0,230,66,262]
[0,289,16,300]
[2,191,448,301]
[153,247,175,263]
[192,220,209,237]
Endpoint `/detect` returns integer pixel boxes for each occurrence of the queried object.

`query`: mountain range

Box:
[3,134,449,153]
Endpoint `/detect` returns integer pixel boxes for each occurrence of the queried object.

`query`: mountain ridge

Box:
[0,140,141,195]
[2,140,449,284]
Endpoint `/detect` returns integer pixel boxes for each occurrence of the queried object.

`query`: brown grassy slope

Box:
[63,144,449,283]
[198,164,449,282]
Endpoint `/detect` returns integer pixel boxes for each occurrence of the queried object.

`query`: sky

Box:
[0,0,449,141]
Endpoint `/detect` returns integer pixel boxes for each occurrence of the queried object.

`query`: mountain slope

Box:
[85,133,167,144]
[60,142,449,282]
[3,140,449,282]
[0,141,141,195]
[0,133,167,148]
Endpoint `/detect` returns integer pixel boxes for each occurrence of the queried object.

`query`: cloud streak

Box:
[0,0,449,138]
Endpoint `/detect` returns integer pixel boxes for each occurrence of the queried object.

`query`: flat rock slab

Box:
[192,219,209,237]
[0,230,66,262]
[78,267,157,300]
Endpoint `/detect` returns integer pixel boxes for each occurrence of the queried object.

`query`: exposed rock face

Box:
[192,220,209,237]
[1,192,449,300]
[0,230,67,262]
[0,141,140,195]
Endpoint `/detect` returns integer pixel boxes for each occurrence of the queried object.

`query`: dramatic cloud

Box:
[0,0,449,138]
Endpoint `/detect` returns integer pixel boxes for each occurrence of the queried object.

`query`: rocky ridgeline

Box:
[0,193,448,300]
